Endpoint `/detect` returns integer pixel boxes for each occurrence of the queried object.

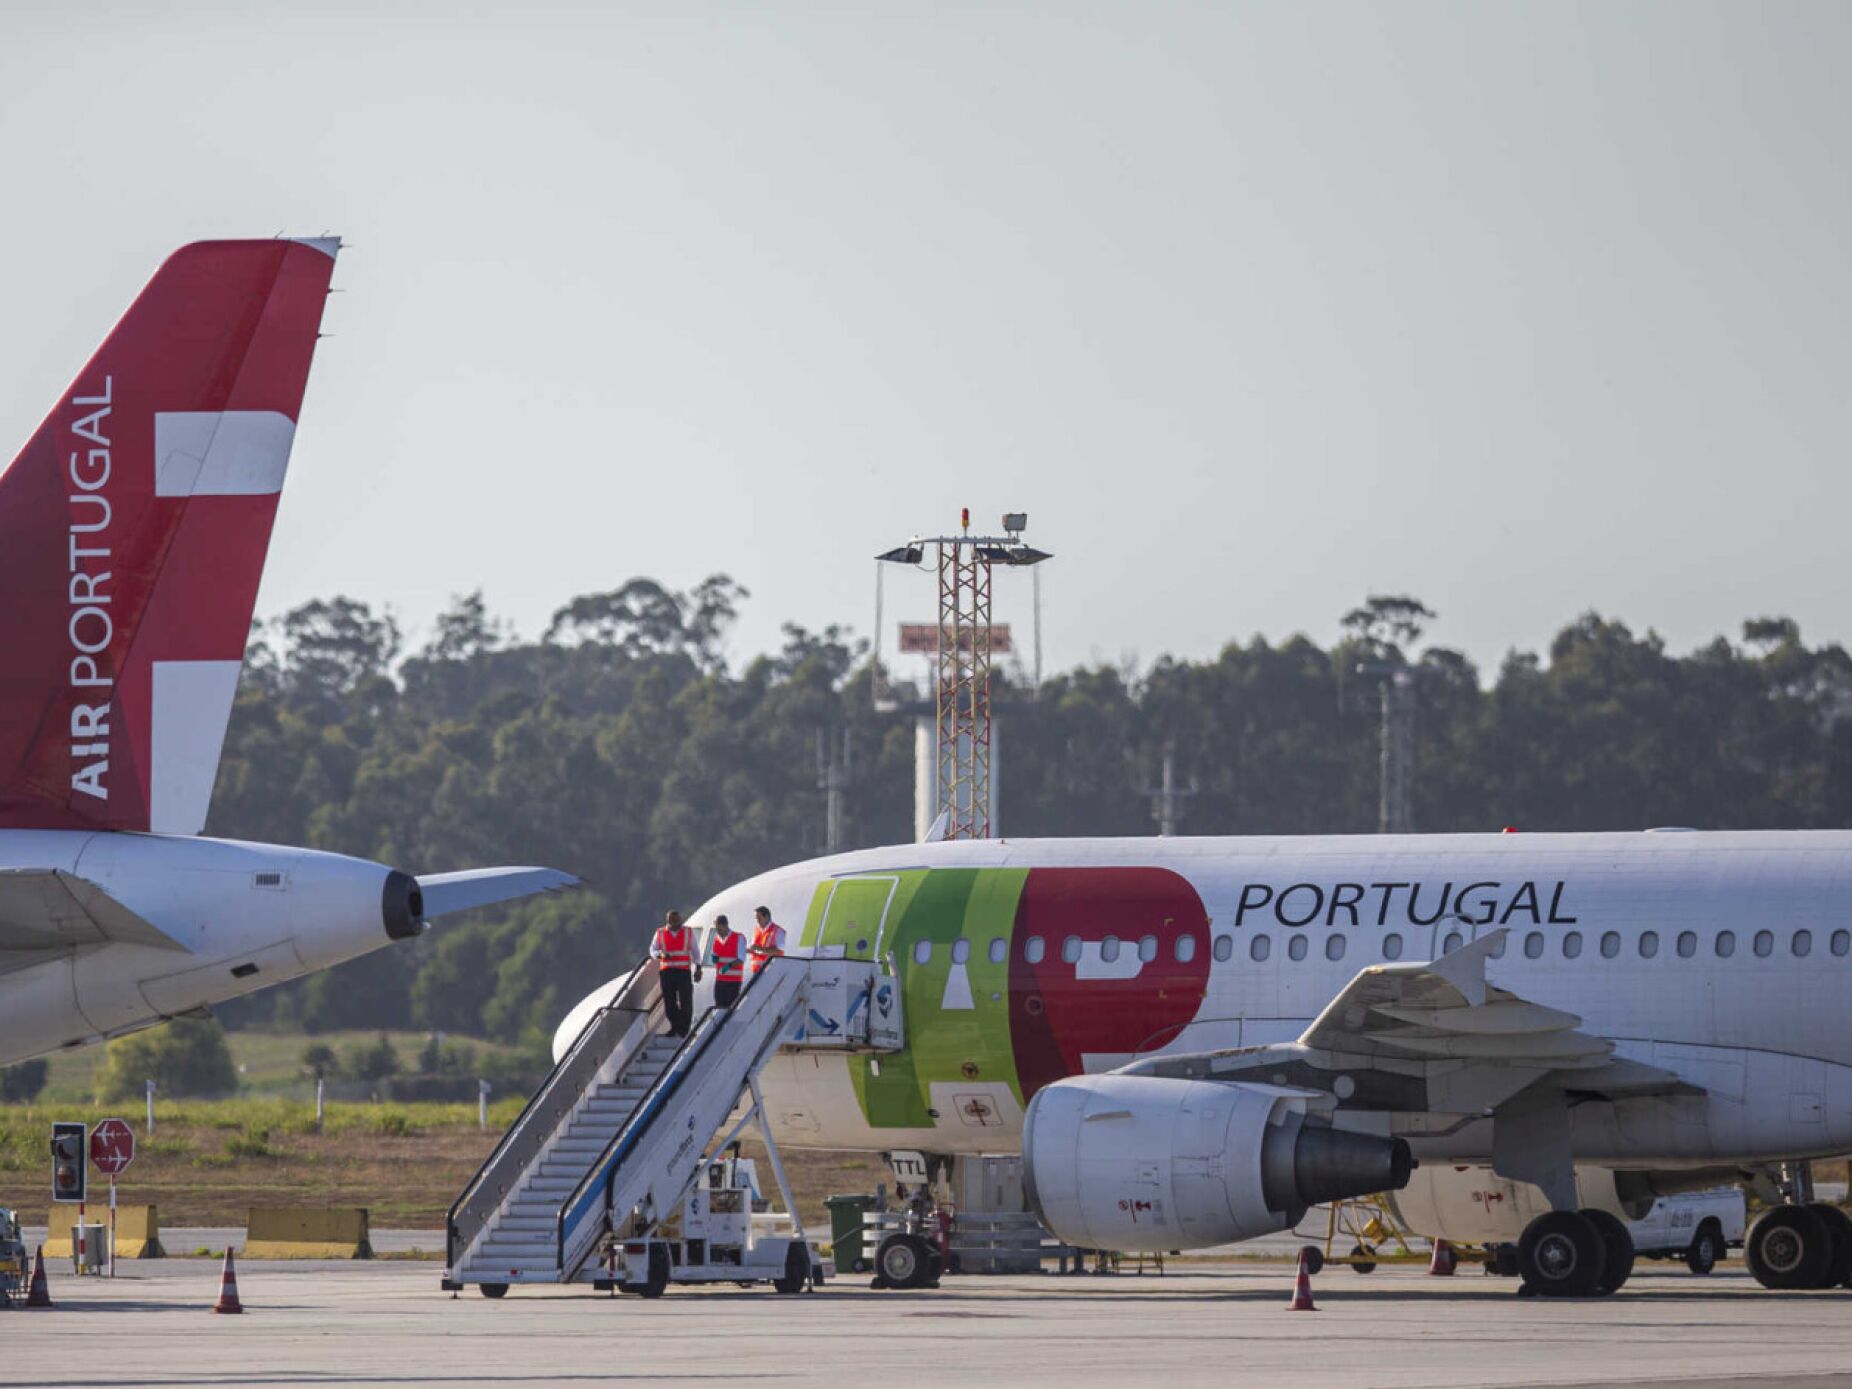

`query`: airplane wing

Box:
[1120,929,1697,1112]
[0,869,190,955]
[416,867,580,920]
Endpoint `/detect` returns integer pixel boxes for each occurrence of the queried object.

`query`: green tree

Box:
[1,1058,49,1103]
[94,1018,238,1103]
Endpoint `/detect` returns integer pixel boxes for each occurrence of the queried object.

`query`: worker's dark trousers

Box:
[714,977,742,1009]
[661,968,694,1036]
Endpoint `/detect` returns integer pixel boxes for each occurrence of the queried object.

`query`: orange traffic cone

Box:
[1285,1246,1318,1311]
[212,1249,243,1314]
[1427,1238,1457,1276]
[24,1245,52,1308]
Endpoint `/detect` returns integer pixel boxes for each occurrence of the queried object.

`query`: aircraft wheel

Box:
[1685,1223,1723,1276]
[874,1233,933,1290]
[1747,1205,1831,1290]
[1807,1204,1852,1288]
[1517,1210,1607,1298]
[1581,1209,1635,1294]
[479,1282,509,1299]
[1348,1243,1377,1275]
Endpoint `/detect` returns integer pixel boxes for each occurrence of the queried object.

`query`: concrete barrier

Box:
[45,1204,165,1259]
[242,1207,373,1259]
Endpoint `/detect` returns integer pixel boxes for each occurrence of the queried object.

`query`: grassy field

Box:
[0,1097,886,1232]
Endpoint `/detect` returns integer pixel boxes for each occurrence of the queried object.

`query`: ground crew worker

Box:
[748,905,786,977]
[705,914,746,1008]
[651,910,700,1037]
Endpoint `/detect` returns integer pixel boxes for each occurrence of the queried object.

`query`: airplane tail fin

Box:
[0,239,339,834]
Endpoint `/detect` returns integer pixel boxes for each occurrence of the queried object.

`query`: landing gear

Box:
[1808,1203,1852,1287]
[873,1232,941,1290]
[1582,1209,1635,1294]
[1517,1210,1632,1297]
[1747,1205,1832,1290]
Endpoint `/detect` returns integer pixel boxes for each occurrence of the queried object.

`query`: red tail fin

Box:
[0,238,338,834]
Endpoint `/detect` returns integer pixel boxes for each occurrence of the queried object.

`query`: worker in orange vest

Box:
[748,905,786,977]
[704,914,746,1008]
[651,909,701,1037]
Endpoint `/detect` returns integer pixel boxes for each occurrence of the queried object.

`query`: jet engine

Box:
[1022,1074,1413,1253]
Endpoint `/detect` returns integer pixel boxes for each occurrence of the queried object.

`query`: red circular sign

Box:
[90,1117,135,1175]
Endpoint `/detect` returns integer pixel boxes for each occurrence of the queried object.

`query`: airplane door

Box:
[814,876,900,962]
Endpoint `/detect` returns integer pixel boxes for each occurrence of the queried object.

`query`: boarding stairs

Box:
[445,953,899,1289]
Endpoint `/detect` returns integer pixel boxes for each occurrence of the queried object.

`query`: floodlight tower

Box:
[876,510,1050,840]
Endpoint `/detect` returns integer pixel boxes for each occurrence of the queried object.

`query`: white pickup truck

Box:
[1626,1187,1746,1274]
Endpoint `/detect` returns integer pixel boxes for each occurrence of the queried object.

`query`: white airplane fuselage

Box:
[562,829,1852,1172]
[0,830,418,1064]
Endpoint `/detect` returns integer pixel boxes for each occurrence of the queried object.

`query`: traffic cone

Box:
[1285,1247,1318,1311]
[212,1249,243,1314]
[1427,1238,1457,1276]
[24,1245,52,1308]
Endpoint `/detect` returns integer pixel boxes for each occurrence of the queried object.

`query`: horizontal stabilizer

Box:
[416,867,580,920]
[0,869,189,953]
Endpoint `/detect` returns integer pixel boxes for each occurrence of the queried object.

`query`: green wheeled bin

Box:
[826,1194,877,1274]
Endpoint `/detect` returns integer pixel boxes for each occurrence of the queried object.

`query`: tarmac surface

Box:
[9,1255,1852,1389]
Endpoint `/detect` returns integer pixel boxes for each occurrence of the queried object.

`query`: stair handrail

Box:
[554,957,803,1279]
[446,957,660,1273]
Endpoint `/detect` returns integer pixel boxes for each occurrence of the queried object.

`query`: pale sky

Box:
[3,2,1847,680]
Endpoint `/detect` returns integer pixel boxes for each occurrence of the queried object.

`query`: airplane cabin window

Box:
[1793,930,1812,958]
[1249,934,1270,962]
[1383,933,1404,960]
[1061,936,1082,964]
[1100,935,1121,963]
[1326,934,1346,961]
[1640,930,1659,959]
[1715,930,1736,958]
[1175,935,1197,963]
[1753,930,1773,958]
[1599,931,1620,958]
[1214,935,1235,962]
[1523,932,1544,959]
[1833,930,1850,957]
[913,939,933,965]
[1138,934,1158,963]
[951,938,971,964]
[1563,931,1583,960]
[1287,934,1309,961]
[1488,934,1507,958]
[988,937,1007,965]
[1677,931,1697,958]
[1025,935,1046,964]
[1442,932,1463,954]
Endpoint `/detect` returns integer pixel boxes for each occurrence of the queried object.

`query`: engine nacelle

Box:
[1022,1074,1413,1253]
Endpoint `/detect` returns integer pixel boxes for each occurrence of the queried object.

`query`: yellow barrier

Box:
[44,1204,163,1258]
[243,1207,373,1259]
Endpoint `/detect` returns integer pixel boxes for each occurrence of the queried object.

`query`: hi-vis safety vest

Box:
[751,922,783,974]
[655,925,693,971]
[710,931,745,980]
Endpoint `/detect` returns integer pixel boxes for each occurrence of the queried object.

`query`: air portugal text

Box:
[1234,879,1577,929]
[67,377,113,801]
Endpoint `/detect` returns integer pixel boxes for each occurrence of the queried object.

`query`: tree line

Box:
[198,581,1852,1051]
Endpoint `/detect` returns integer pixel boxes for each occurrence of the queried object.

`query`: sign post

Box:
[89,1118,135,1278]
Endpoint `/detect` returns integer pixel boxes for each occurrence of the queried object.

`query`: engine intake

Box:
[1023,1074,1412,1253]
